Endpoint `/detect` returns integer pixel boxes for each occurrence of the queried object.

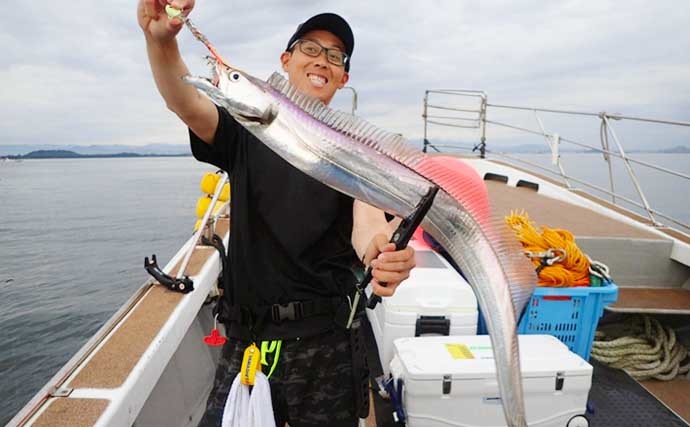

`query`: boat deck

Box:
[587,360,689,427]
[609,287,690,314]
[484,179,660,239]
[480,171,690,426]
[641,377,690,424]
[31,399,108,427]
[484,176,690,304]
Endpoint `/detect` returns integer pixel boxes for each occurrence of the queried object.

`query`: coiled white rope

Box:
[591,315,690,381]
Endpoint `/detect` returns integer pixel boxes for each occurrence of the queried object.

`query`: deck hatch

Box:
[516,179,539,191]
[483,172,508,183]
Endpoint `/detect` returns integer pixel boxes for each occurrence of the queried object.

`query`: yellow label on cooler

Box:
[445,344,474,359]
[240,343,262,385]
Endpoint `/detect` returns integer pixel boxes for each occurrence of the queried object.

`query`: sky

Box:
[1,0,689,152]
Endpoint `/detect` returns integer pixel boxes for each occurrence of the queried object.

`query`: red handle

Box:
[542,295,572,301]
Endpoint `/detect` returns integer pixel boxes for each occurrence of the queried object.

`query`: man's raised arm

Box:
[137,0,218,144]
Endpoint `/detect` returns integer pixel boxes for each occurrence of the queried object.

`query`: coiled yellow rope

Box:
[505,210,590,287]
[592,315,690,381]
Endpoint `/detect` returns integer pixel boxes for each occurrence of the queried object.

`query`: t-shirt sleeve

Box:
[189,105,242,172]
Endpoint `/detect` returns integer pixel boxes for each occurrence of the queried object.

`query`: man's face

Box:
[280,30,349,105]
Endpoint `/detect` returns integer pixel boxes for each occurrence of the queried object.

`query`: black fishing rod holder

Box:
[144,254,194,294]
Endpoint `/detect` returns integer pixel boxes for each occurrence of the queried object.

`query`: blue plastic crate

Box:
[517,283,618,360]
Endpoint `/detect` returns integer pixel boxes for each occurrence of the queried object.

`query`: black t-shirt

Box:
[190,106,360,339]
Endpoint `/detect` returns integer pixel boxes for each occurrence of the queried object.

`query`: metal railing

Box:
[423,90,487,156]
[422,89,690,232]
[343,86,358,115]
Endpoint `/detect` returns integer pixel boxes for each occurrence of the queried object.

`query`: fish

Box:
[184,61,537,426]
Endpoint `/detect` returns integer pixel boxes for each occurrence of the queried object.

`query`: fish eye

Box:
[229,72,241,82]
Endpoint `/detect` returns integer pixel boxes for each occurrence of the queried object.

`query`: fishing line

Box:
[165,5,231,69]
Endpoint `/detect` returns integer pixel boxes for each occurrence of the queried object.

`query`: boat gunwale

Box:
[8,215,229,427]
[7,280,157,427]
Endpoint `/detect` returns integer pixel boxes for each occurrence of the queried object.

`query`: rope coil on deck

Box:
[592,315,690,381]
[505,210,591,287]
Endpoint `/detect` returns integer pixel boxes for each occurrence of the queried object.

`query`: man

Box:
[137,1,416,425]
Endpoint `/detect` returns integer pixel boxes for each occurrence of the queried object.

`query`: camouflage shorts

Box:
[197,327,359,427]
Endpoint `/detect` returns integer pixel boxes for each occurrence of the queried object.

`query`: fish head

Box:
[184,60,278,127]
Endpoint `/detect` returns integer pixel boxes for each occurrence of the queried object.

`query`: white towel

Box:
[248,372,275,426]
[221,372,275,427]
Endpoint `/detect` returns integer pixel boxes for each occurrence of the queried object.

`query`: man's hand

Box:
[363,233,416,297]
[137,0,194,43]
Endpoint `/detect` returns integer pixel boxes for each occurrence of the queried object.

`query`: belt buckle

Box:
[271,301,303,323]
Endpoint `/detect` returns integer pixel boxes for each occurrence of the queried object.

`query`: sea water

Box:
[0,157,209,423]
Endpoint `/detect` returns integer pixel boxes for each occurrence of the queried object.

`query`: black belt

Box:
[268,297,345,323]
[220,295,348,328]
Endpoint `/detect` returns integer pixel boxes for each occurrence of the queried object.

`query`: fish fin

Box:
[266,72,425,167]
[415,157,491,226]
[416,156,537,317]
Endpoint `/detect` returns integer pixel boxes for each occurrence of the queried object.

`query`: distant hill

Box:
[22,150,83,159]
[659,145,690,153]
[7,150,190,160]
[0,144,191,157]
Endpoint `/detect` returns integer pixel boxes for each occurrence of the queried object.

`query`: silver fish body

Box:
[185,68,535,426]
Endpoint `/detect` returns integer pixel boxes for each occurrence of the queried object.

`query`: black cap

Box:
[286,13,354,71]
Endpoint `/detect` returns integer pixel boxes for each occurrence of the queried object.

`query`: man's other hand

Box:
[363,234,416,297]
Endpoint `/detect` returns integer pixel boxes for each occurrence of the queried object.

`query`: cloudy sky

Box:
[1,0,689,151]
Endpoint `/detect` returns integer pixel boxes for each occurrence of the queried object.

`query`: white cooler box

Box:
[367,240,478,376]
[390,335,593,427]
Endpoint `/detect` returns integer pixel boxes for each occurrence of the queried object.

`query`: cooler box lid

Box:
[394,335,592,380]
[382,247,477,324]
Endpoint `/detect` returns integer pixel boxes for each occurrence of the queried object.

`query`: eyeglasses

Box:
[289,39,349,67]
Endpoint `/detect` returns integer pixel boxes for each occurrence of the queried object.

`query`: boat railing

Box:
[422,89,690,233]
[343,86,358,115]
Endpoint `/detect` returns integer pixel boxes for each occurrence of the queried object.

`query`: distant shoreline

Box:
[2,150,192,160]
